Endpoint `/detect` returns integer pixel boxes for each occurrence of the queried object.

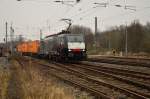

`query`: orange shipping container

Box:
[27,40,40,53]
[17,42,28,53]
[17,40,40,54]
[22,43,28,53]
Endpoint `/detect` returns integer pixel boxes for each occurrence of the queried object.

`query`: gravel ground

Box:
[0,57,10,69]
[30,60,95,99]
[0,57,94,99]
[72,65,150,95]
[7,57,95,99]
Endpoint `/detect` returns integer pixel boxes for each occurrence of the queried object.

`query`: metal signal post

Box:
[5,22,8,49]
[95,17,98,50]
[40,29,42,41]
[125,22,128,56]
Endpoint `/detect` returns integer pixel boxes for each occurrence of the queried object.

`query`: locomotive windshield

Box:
[67,35,84,42]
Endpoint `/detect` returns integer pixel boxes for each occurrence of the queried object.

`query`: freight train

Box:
[17,31,87,61]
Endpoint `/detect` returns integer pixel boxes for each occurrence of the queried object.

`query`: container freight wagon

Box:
[17,40,40,56]
[27,40,40,55]
[17,42,28,55]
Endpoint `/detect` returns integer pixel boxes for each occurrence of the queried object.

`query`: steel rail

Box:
[76,63,150,79]
[98,56,150,61]
[74,62,150,80]
[15,57,150,99]
[80,61,150,76]
[41,68,111,99]
[88,58,150,68]
[36,61,149,99]
[53,62,150,99]
[15,58,111,99]
[67,63,150,94]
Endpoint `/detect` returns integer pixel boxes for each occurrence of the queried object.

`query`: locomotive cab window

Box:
[67,35,84,42]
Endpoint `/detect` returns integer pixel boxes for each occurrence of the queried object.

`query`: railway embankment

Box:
[19,56,150,99]
[0,57,93,99]
[1,55,150,99]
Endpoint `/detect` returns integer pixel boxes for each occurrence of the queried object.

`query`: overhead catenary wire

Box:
[37,0,120,32]
[102,6,150,22]
[74,3,150,25]
[99,6,150,31]
[17,0,53,3]
[111,0,122,3]
[40,0,82,29]
[50,3,149,33]
[16,0,150,36]
[50,1,108,30]
[69,4,150,32]
[40,0,81,33]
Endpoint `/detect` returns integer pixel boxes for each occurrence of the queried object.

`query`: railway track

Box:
[16,57,150,99]
[70,64,150,86]
[78,61,150,81]
[16,58,110,99]
[89,55,150,61]
[88,56,150,68]
[65,62,150,93]
[40,62,150,99]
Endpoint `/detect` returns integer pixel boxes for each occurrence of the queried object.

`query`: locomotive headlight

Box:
[82,49,85,51]
[68,49,71,52]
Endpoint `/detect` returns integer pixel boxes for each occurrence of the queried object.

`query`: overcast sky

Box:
[0,0,150,42]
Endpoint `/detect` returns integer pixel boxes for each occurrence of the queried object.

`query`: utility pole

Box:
[10,23,14,55]
[108,32,111,50]
[47,20,50,32]
[125,22,128,56]
[40,29,42,41]
[5,22,8,50]
[95,17,98,50]
[40,29,44,55]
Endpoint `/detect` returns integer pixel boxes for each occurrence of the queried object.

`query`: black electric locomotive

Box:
[39,31,87,61]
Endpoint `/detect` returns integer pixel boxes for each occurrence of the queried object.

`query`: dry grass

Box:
[13,61,75,99]
[0,67,10,99]
[0,59,93,99]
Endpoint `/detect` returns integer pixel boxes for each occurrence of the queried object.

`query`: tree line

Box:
[69,20,150,54]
